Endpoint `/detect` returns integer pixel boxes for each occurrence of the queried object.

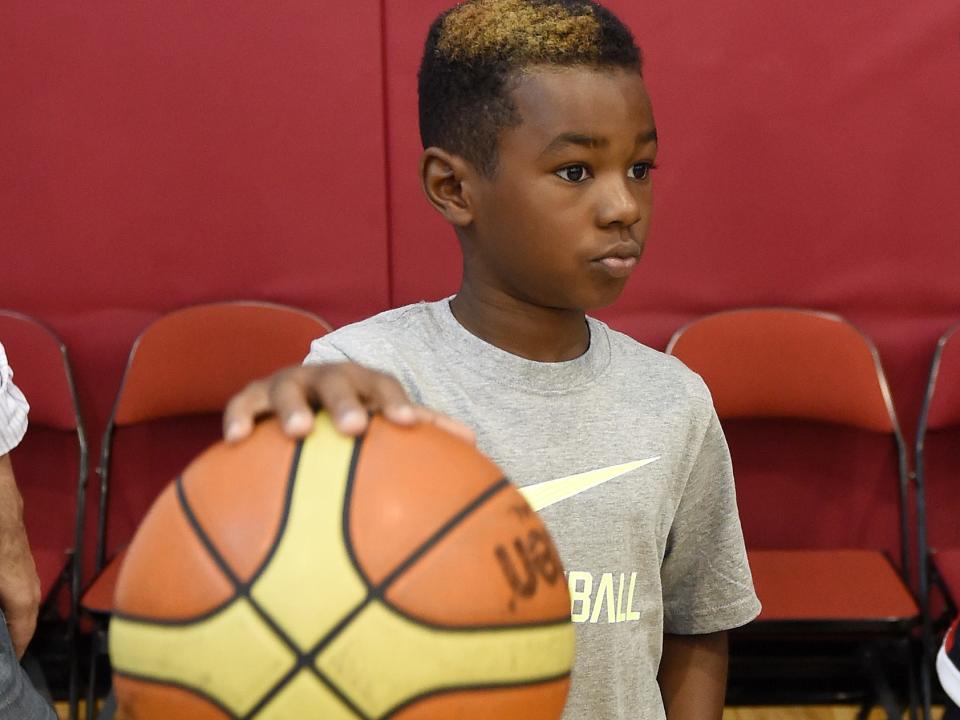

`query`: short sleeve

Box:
[0,343,29,455]
[303,336,351,366]
[661,408,761,634]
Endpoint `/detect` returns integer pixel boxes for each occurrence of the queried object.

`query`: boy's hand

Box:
[223,362,476,445]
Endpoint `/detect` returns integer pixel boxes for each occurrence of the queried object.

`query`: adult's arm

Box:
[0,343,40,659]
[0,453,40,659]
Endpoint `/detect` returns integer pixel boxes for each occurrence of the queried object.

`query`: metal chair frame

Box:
[915,322,960,720]
[0,310,89,720]
[79,300,330,720]
[667,307,920,719]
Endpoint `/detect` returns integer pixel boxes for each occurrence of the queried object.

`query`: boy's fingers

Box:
[369,373,417,424]
[223,380,271,442]
[222,364,468,447]
[268,373,318,438]
[313,369,372,436]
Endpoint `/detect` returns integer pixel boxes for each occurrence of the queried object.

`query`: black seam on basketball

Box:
[306,476,510,664]
[378,477,509,592]
[176,474,302,645]
[113,669,240,719]
[239,664,369,720]
[370,479,571,629]
[364,602,572,632]
[176,475,243,588]
[175,461,325,710]
[310,665,372,720]
[379,670,572,719]
[307,596,373,660]
[244,439,304,589]
[112,604,235,627]
[234,433,370,720]
[341,430,372,591]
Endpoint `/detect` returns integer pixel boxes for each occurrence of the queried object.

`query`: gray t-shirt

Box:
[305,299,760,720]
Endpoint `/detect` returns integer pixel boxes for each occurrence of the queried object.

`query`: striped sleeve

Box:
[0,342,29,455]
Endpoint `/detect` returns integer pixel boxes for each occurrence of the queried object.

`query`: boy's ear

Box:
[420,148,476,227]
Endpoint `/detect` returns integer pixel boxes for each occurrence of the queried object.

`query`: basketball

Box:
[108,412,574,719]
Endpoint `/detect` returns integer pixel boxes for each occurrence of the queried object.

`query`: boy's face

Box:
[465,65,657,312]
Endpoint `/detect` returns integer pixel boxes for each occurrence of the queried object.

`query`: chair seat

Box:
[81,549,128,614]
[933,548,960,603]
[747,549,918,625]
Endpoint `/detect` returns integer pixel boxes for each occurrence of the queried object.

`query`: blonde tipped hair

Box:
[419,0,641,174]
[438,0,601,64]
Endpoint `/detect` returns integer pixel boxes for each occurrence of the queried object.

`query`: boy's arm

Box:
[658,631,728,720]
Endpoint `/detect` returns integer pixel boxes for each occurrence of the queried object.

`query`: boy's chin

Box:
[580,282,631,311]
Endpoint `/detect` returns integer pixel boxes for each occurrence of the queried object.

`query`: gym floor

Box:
[54,705,945,719]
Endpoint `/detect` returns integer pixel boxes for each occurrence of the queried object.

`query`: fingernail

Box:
[284,411,312,435]
[338,409,366,430]
[389,405,416,423]
[225,421,246,443]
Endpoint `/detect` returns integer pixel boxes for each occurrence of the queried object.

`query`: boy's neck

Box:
[449,286,590,362]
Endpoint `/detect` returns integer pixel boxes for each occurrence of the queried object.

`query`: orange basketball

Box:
[109,412,574,719]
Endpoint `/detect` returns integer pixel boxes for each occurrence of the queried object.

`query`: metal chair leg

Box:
[860,642,902,720]
[904,637,920,720]
[84,622,106,720]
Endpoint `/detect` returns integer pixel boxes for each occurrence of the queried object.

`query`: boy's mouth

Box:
[595,255,638,278]
[592,244,642,278]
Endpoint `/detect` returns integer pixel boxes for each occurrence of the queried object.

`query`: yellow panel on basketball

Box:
[109,598,295,717]
[316,600,574,718]
[250,413,368,650]
[256,671,359,720]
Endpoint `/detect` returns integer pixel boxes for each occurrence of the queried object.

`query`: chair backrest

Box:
[0,310,87,607]
[916,323,960,580]
[112,301,332,425]
[667,308,909,575]
[95,301,331,570]
[0,311,81,432]
[666,308,897,432]
[920,324,960,433]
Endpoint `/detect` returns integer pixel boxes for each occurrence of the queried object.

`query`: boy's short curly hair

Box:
[418,0,642,175]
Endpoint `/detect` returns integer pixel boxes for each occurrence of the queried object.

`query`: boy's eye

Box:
[555,165,590,183]
[628,162,654,181]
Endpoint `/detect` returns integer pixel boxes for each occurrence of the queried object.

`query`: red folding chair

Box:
[667,308,919,718]
[78,300,331,719]
[0,310,88,720]
[916,322,960,718]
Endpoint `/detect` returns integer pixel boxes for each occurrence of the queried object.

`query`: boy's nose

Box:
[595,178,643,228]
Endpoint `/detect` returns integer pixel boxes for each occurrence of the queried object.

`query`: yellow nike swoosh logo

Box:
[519,457,661,512]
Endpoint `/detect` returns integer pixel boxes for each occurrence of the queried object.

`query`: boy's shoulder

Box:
[595,318,715,413]
[313,301,444,349]
[304,300,449,369]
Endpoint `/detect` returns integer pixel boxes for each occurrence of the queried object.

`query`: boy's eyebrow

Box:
[540,128,658,157]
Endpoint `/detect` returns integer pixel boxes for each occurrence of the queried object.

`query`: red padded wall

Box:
[1,1,389,433]
[2,0,959,586]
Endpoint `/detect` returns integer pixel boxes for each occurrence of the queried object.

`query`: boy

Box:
[225,1,760,717]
